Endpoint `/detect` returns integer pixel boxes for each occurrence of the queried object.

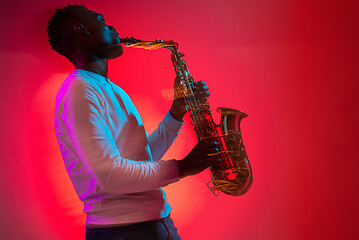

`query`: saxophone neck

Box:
[120,37,178,50]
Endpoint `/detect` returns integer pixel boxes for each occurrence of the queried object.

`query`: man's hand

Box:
[169,77,210,122]
[176,139,222,178]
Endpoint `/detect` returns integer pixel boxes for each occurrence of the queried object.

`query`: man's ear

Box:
[73,23,90,35]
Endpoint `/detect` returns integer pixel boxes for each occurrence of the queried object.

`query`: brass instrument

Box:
[120,37,253,196]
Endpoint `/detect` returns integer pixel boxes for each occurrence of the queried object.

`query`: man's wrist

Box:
[169,109,185,122]
[169,100,186,122]
[176,159,186,178]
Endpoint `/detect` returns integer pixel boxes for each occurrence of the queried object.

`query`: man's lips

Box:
[104,43,122,48]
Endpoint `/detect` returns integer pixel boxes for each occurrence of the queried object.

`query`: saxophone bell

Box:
[208,107,252,196]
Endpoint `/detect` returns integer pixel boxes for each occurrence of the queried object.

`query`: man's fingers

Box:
[196,139,222,158]
[193,81,208,90]
[208,151,223,157]
[198,138,218,147]
[196,80,206,86]
[193,82,210,103]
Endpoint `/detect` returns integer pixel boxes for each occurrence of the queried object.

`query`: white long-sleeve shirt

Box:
[54,69,182,225]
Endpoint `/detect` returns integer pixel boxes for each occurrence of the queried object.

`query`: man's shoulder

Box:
[66,69,97,86]
[61,70,102,93]
[56,70,103,105]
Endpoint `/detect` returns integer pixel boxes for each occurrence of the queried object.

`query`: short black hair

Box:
[47,4,91,59]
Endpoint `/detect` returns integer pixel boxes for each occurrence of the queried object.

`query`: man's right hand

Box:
[176,139,222,178]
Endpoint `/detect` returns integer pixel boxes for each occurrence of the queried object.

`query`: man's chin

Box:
[103,44,123,59]
[111,49,124,59]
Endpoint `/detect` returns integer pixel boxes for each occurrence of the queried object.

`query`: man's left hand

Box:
[169,78,210,122]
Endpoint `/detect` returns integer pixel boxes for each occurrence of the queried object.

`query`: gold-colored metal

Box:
[121,37,253,196]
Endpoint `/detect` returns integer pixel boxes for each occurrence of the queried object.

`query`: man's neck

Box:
[74,58,109,78]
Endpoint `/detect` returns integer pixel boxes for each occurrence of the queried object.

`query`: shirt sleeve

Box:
[148,112,183,161]
[59,80,180,194]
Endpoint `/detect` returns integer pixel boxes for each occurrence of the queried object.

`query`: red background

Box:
[1,0,358,239]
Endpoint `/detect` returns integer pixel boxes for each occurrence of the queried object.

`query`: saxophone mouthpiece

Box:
[120,37,141,45]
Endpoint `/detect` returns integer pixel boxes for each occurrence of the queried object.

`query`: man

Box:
[47,4,220,240]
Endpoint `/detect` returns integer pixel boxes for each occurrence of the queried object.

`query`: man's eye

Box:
[98,15,105,23]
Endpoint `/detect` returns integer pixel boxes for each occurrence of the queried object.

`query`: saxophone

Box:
[120,37,253,196]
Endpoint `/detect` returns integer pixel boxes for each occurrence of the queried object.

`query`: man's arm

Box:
[148,112,183,161]
[60,81,180,194]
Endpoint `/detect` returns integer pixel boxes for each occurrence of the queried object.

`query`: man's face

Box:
[83,11,123,60]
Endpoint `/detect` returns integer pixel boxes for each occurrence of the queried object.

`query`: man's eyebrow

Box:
[96,14,105,21]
